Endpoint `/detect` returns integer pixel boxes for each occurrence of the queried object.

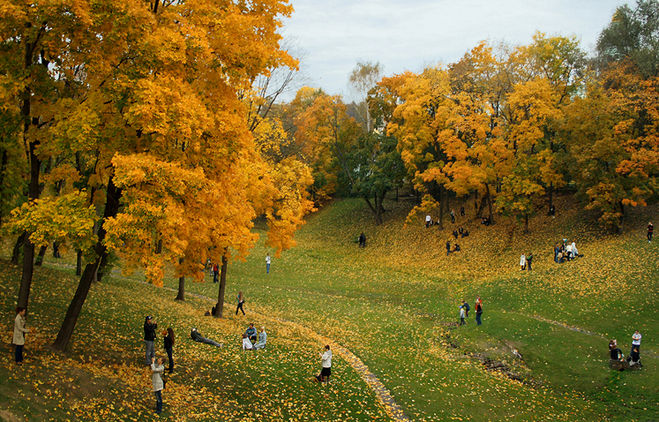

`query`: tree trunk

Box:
[374,194,383,225]
[11,232,26,265]
[17,28,41,313]
[175,258,185,301]
[53,178,122,352]
[548,183,554,214]
[52,242,61,258]
[485,184,494,224]
[524,214,529,233]
[214,252,228,318]
[76,250,82,276]
[0,148,8,227]
[438,187,444,229]
[35,245,47,266]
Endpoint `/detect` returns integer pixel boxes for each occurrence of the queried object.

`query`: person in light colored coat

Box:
[151,357,165,414]
[254,327,267,350]
[12,307,29,364]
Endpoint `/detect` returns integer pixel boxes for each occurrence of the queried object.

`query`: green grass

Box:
[1,194,657,420]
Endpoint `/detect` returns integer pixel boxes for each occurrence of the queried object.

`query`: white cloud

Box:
[279,0,625,101]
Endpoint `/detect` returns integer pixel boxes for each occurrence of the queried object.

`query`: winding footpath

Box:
[157,281,411,421]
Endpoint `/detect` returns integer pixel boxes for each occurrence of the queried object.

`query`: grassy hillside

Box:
[167,195,658,421]
[1,194,657,421]
[0,263,388,421]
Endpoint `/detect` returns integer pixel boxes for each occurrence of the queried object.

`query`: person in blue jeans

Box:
[265,254,271,274]
[144,316,157,365]
[475,297,483,325]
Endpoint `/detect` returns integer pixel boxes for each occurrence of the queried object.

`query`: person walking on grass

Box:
[315,345,332,383]
[236,292,245,316]
[265,253,271,274]
[648,222,653,242]
[151,357,165,415]
[475,297,483,325]
[163,327,175,373]
[459,305,466,325]
[144,316,157,365]
[12,307,29,365]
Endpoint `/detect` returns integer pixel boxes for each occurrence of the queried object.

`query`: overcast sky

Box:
[279,0,628,101]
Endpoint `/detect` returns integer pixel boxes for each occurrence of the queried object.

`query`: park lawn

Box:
[165,196,658,421]
[0,261,389,421]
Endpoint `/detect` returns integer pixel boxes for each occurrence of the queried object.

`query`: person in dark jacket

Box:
[648,222,653,242]
[190,328,222,347]
[144,316,157,365]
[163,327,175,373]
[475,297,483,325]
[245,323,257,343]
[446,240,451,256]
[236,292,246,316]
[526,253,533,271]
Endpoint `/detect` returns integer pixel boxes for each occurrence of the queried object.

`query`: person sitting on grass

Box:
[254,327,267,350]
[609,340,623,361]
[246,323,257,343]
[452,229,459,239]
[190,328,223,347]
[453,243,461,252]
[570,241,579,257]
[627,346,641,367]
[242,333,254,351]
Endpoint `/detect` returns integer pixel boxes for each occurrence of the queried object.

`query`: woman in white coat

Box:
[12,307,29,364]
[151,357,165,414]
[519,254,526,270]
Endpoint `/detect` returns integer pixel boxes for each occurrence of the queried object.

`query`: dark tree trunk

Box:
[375,194,383,225]
[214,252,228,318]
[524,214,529,233]
[76,250,82,276]
[53,177,122,352]
[35,245,47,266]
[11,232,26,265]
[175,258,185,301]
[17,26,41,313]
[0,148,8,227]
[52,242,61,258]
[485,184,494,224]
[548,183,554,214]
[438,187,444,229]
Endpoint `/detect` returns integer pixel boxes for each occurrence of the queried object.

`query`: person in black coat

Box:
[164,327,175,373]
[144,316,157,365]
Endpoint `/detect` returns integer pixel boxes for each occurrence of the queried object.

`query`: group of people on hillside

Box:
[554,239,580,263]
[459,297,484,326]
[425,206,466,229]
[609,331,643,370]
[241,323,267,351]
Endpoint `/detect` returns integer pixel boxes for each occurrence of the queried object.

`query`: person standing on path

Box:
[236,291,246,316]
[163,327,175,373]
[631,330,642,353]
[475,297,483,325]
[526,253,533,271]
[144,316,157,365]
[648,222,653,242]
[12,307,29,365]
[315,345,332,383]
[265,254,271,274]
[151,357,165,415]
